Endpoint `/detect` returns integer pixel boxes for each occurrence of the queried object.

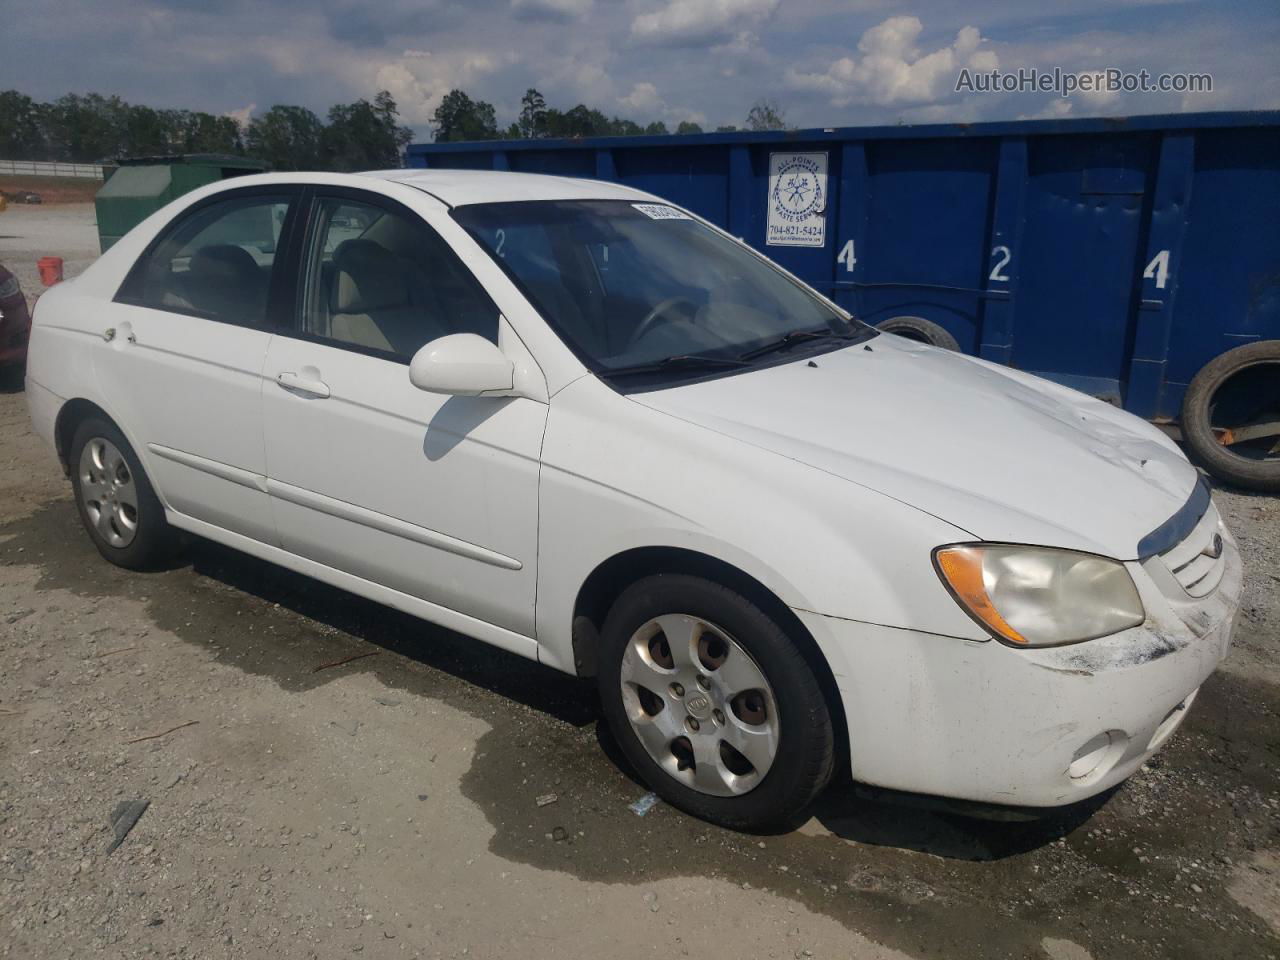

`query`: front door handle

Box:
[276,371,330,399]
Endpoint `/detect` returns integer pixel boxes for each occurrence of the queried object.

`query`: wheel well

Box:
[571,546,850,776]
[54,398,112,474]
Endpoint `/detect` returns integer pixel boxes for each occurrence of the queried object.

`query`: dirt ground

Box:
[0,209,1278,960]
[0,202,101,305]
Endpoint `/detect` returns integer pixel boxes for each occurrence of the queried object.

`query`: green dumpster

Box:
[94,154,266,252]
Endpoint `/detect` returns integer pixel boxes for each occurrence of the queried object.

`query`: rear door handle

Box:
[276,371,330,399]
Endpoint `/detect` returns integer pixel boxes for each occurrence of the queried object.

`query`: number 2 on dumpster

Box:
[989,245,1012,282]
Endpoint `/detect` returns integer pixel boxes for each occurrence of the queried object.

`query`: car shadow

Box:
[422,394,512,461]
[808,780,1113,860]
[181,533,597,728]
[593,711,1102,858]
[183,531,1107,860]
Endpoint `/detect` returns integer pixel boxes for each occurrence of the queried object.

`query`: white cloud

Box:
[225,103,256,126]
[617,82,706,125]
[620,82,663,114]
[1074,71,1122,108]
[511,0,593,21]
[631,0,779,46]
[373,51,512,125]
[1026,98,1074,120]
[785,15,998,107]
[712,30,758,56]
[536,56,617,103]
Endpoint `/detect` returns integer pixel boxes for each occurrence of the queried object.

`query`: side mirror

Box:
[408,334,515,397]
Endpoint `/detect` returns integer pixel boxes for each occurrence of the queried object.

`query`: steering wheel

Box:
[627,297,698,348]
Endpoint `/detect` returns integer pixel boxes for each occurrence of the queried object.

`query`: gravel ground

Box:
[0,202,101,303]
[0,206,1277,960]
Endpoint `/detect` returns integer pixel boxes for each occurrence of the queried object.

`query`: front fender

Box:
[534,376,987,674]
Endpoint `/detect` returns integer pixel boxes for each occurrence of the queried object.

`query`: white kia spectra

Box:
[25,170,1241,828]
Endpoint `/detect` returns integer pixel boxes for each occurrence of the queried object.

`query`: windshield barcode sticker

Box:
[632,203,691,220]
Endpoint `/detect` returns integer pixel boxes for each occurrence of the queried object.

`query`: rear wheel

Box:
[598,574,833,829]
[69,417,175,569]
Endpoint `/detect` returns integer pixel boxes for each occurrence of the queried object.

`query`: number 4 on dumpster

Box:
[1144,249,1171,289]
[837,239,856,273]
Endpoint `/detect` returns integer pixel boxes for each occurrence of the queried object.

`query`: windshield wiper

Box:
[603,354,751,378]
[736,326,857,362]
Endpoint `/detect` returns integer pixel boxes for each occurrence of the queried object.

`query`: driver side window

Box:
[300,195,498,360]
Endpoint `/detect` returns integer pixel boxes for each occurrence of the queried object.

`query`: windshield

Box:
[452,199,871,382]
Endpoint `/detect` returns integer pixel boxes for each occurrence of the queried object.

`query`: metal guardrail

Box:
[0,159,107,179]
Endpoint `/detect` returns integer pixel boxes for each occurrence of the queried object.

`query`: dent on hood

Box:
[946,349,1191,502]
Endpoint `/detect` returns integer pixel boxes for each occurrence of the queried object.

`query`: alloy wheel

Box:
[619,614,779,796]
[78,437,139,548]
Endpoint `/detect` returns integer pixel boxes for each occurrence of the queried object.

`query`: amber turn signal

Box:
[934,545,1028,645]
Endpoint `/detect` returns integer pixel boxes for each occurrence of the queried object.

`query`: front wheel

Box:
[598,574,834,829]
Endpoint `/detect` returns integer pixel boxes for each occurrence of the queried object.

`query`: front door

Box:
[261,188,547,638]
[99,187,299,543]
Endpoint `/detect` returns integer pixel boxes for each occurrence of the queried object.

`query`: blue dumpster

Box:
[407,111,1279,420]
[409,111,1280,490]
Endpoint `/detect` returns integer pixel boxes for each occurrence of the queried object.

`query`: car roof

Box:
[360,169,656,207]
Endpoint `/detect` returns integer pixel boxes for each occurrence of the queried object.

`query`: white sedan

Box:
[25,170,1241,828]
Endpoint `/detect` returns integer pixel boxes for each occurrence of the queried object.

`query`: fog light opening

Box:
[1067,730,1128,785]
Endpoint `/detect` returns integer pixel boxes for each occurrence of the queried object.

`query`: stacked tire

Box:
[1181,341,1280,493]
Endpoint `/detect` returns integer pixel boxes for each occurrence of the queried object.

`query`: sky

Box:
[2,0,1278,139]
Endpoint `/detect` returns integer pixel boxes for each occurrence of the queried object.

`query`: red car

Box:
[0,263,32,372]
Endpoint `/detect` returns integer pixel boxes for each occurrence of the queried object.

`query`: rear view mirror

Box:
[408,334,515,397]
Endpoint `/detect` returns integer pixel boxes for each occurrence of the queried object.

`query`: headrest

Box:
[331,239,410,313]
[188,244,260,287]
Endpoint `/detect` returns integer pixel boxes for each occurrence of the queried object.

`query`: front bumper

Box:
[797,530,1242,808]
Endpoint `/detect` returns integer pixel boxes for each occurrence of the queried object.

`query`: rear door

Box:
[260,187,547,640]
[104,186,301,542]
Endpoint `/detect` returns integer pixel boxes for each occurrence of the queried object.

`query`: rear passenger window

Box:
[299,196,498,359]
[120,195,290,327]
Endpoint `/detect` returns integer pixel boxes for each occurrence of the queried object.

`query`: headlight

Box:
[932,544,1145,647]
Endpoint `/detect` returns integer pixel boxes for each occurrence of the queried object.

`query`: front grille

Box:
[1158,502,1226,598]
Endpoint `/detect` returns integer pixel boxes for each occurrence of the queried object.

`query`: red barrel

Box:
[37,256,64,286]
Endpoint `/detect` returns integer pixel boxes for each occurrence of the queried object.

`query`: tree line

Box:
[0,86,790,171]
[0,89,413,172]
[432,89,787,141]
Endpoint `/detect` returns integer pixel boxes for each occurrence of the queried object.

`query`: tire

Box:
[598,574,834,830]
[875,315,960,351]
[69,417,176,569]
[1181,340,1280,493]
[0,362,24,392]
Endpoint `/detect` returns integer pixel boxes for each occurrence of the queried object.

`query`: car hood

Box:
[629,336,1199,559]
